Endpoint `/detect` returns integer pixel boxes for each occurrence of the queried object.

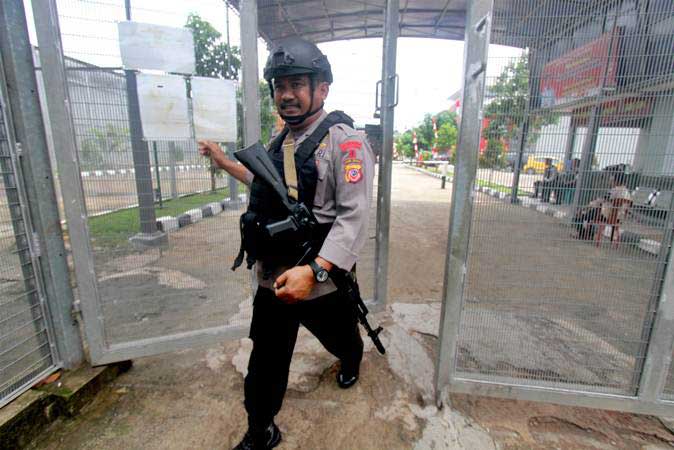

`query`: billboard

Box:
[119,21,195,74]
[191,77,238,142]
[540,32,620,108]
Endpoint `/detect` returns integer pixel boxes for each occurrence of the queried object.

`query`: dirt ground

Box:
[13,165,674,449]
[88,164,662,386]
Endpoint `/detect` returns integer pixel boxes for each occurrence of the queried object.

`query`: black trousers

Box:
[244,286,363,430]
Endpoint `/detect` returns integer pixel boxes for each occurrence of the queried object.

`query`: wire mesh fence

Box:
[0,83,56,408]
[453,0,674,396]
[51,0,254,346]
[44,0,381,351]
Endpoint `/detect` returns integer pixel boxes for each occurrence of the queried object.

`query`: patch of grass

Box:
[475,179,530,197]
[88,188,231,247]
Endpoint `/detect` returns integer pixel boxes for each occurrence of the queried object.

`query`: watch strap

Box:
[309,260,326,281]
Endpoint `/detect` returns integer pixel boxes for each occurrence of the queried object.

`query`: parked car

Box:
[522,155,564,175]
[504,151,532,171]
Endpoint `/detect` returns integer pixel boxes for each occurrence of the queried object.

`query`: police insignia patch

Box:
[339,140,362,158]
[344,158,363,183]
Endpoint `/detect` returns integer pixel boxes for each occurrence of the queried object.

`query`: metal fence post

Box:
[374,0,399,307]
[240,0,261,148]
[1,0,84,368]
[30,0,108,364]
[124,0,165,246]
[434,0,493,404]
[168,141,178,199]
[637,216,674,402]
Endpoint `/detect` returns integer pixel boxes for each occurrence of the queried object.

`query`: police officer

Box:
[198,37,374,450]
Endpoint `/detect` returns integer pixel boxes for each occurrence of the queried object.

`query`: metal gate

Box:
[31,0,385,365]
[0,56,58,408]
[437,0,674,415]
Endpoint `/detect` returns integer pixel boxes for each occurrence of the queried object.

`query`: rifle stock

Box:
[234,142,294,212]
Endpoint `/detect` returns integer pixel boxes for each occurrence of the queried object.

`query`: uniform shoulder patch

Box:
[343,158,363,184]
[339,139,362,159]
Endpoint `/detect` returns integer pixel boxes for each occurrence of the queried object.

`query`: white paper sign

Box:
[191,77,238,142]
[118,21,195,74]
[136,74,191,139]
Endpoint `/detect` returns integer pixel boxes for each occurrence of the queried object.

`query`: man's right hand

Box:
[198,140,224,159]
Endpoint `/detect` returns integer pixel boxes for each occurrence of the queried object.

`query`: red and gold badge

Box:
[344,158,363,183]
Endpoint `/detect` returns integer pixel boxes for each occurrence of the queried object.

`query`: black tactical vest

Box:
[233,111,354,272]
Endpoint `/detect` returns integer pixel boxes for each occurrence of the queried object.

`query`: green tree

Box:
[414,111,458,152]
[480,137,506,168]
[185,13,240,79]
[394,130,415,159]
[482,53,557,152]
[436,117,458,152]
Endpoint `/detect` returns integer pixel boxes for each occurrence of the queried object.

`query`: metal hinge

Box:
[31,231,41,258]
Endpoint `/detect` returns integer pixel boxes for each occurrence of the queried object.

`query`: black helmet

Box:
[263,37,333,85]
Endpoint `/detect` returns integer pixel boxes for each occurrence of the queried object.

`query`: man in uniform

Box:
[198,37,374,450]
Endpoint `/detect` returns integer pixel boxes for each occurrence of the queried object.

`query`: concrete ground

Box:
[18,165,674,449]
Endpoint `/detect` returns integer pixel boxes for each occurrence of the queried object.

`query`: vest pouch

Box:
[240,210,307,267]
[239,211,269,263]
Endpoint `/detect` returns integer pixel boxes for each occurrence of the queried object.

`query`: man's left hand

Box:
[274,265,315,303]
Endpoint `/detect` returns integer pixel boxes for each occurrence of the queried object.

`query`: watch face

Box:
[316,270,329,283]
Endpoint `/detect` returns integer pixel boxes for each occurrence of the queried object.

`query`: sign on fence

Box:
[136,74,191,139]
[118,21,196,74]
[191,77,237,142]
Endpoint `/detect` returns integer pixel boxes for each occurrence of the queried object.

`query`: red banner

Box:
[540,32,619,107]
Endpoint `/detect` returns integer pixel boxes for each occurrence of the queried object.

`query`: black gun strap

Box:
[295,110,354,168]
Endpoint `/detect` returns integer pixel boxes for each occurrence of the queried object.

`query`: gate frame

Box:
[434,0,674,416]
[0,0,83,369]
[33,0,396,365]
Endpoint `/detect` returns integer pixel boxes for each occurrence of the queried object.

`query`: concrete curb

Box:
[81,164,207,178]
[408,164,662,256]
[156,193,247,233]
[0,362,131,450]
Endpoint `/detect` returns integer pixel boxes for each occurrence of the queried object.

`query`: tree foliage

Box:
[481,53,558,167]
[394,110,459,161]
[185,14,273,146]
[185,13,240,79]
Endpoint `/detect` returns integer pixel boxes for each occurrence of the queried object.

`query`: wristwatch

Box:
[309,260,329,283]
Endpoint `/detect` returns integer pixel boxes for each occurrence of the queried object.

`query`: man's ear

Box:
[317,81,329,101]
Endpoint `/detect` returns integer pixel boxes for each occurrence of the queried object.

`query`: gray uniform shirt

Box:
[243,110,375,299]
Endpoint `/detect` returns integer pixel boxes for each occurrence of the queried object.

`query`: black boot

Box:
[336,361,359,389]
[233,422,282,450]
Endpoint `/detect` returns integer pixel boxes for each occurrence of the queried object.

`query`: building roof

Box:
[228,0,598,48]
[229,0,466,44]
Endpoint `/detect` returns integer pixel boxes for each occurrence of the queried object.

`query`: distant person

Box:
[573,170,631,240]
[532,158,557,201]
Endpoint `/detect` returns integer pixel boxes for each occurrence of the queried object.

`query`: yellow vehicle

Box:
[522,156,564,175]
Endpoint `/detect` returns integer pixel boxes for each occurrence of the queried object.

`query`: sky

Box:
[24,0,523,132]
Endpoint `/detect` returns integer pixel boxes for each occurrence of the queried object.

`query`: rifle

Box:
[235,142,386,355]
